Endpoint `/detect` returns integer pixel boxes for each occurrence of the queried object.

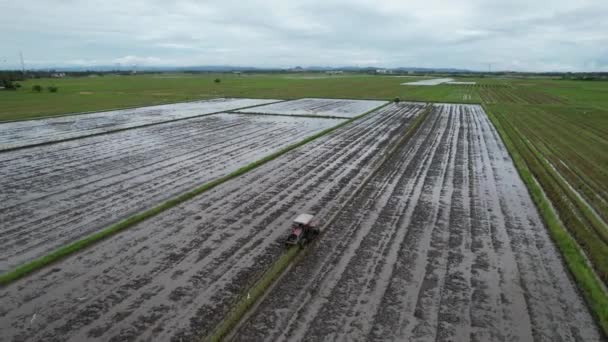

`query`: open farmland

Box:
[0,75,606,341]
[0,102,426,341]
[0,98,279,150]
[233,104,603,341]
[0,112,344,273]
[236,98,387,118]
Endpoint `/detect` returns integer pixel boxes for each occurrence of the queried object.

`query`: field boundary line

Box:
[0,99,288,153]
[0,101,390,287]
[484,105,608,337]
[205,103,433,342]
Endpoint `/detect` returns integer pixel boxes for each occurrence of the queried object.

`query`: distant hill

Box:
[17,64,471,73]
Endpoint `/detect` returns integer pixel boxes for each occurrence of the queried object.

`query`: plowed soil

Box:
[0,103,426,341]
[0,98,279,150]
[233,104,603,342]
[0,114,342,272]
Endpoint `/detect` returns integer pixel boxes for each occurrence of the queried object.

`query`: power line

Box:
[19,51,25,75]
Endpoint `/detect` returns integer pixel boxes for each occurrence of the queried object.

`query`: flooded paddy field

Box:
[235,98,387,118]
[0,98,279,150]
[0,103,426,341]
[401,78,455,86]
[0,113,342,272]
[233,104,603,342]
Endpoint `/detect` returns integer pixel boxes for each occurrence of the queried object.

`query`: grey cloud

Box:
[0,0,606,71]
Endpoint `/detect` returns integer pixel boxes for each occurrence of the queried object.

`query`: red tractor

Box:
[285,213,320,246]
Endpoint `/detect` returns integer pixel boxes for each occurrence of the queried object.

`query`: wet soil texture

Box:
[0,113,342,272]
[236,98,388,118]
[0,103,426,341]
[233,104,604,342]
[0,98,279,150]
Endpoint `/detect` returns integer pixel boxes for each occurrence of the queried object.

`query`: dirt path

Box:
[0,98,279,150]
[233,104,603,342]
[0,114,342,272]
[0,103,426,341]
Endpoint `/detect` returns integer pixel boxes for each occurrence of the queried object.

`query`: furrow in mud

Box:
[233,104,603,342]
[0,102,425,342]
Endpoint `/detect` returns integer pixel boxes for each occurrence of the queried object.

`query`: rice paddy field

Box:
[0,73,606,341]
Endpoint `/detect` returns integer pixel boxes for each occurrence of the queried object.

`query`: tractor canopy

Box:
[293,213,314,226]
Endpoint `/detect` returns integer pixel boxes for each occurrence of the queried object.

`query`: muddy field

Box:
[233,104,603,341]
[0,98,279,150]
[0,113,342,272]
[0,103,426,341]
[236,98,387,118]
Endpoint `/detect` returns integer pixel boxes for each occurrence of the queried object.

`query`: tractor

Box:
[285,213,320,246]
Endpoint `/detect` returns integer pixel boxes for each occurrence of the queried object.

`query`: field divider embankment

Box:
[484,105,608,337]
[0,102,390,287]
[0,99,288,153]
[205,103,433,342]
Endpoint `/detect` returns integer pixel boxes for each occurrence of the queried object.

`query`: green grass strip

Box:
[0,102,388,287]
[207,246,301,342]
[485,106,608,337]
[205,103,432,342]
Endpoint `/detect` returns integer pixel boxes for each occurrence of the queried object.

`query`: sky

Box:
[1,0,607,72]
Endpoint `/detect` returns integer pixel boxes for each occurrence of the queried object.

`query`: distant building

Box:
[375,69,394,74]
[291,66,304,72]
[325,70,344,75]
[51,72,66,78]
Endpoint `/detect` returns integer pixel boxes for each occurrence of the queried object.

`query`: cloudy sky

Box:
[1,0,607,71]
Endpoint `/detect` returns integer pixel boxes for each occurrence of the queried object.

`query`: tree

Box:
[32,85,43,92]
[394,97,401,103]
[1,78,18,90]
[48,86,59,93]
[214,78,221,84]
